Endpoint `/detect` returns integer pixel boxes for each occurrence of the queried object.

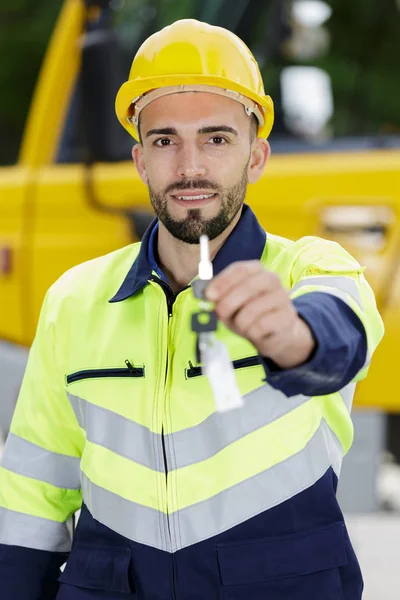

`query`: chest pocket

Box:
[65,364,149,459]
[57,542,134,598]
[185,355,260,379]
[217,523,347,600]
[66,365,145,384]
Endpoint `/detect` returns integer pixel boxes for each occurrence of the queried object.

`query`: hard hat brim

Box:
[116,74,274,142]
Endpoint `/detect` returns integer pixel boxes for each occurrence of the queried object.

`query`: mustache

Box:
[165,180,221,194]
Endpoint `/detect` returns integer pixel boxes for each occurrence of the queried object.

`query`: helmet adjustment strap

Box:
[127,84,265,129]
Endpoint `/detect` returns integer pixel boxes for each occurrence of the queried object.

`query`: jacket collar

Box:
[109,204,266,302]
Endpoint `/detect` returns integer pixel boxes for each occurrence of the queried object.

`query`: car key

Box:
[191,235,243,412]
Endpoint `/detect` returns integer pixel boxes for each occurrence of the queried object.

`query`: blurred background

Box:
[0,1,400,597]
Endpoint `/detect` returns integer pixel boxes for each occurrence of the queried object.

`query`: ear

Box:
[247,139,270,184]
[132,144,148,185]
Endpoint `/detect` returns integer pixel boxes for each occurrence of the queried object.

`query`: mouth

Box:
[170,192,218,208]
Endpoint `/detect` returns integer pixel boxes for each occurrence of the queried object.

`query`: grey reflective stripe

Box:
[69,388,310,472]
[321,420,344,476]
[1,433,81,490]
[340,382,357,413]
[81,472,169,551]
[168,385,311,469]
[0,506,73,552]
[291,276,363,310]
[81,420,341,552]
[67,393,161,471]
[362,351,371,371]
[172,419,341,551]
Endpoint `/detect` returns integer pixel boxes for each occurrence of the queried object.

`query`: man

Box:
[0,18,384,600]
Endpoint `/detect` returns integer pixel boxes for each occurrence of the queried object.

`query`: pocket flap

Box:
[58,542,132,593]
[217,523,347,585]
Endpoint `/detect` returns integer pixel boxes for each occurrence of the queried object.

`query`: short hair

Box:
[250,113,258,142]
[136,114,142,144]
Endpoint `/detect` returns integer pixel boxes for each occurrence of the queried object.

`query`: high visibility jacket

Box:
[0,205,383,600]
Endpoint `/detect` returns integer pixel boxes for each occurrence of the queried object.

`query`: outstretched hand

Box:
[205,261,315,369]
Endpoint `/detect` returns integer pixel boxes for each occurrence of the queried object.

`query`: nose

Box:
[176,143,206,179]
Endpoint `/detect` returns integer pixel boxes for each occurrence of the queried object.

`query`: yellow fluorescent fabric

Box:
[0,467,80,522]
[169,401,320,510]
[9,291,86,457]
[0,217,384,551]
[65,379,150,428]
[80,442,164,512]
[317,394,354,455]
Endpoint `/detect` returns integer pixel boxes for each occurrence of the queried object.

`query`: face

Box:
[132,92,270,244]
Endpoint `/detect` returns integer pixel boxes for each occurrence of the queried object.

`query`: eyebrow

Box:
[145,125,239,138]
[198,126,238,136]
[146,127,177,138]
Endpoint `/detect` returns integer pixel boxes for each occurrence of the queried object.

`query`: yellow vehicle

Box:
[0,0,399,441]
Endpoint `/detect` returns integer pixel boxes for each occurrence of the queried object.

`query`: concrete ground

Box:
[345,513,400,600]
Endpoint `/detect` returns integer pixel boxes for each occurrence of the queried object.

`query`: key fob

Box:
[191,310,218,334]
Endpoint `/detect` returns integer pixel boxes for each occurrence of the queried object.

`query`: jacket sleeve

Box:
[261,236,385,397]
[0,286,85,600]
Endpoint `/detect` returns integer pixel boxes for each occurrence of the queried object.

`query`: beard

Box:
[148,164,249,244]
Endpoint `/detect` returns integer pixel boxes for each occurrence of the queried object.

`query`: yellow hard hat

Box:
[115,19,274,141]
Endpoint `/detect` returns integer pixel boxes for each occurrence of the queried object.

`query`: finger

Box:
[232,290,288,334]
[215,272,273,321]
[206,261,264,301]
[247,308,292,344]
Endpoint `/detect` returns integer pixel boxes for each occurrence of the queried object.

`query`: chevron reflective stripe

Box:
[82,419,342,552]
[171,420,341,550]
[168,385,310,469]
[68,386,311,472]
[0,506,73,552]
[322,423,344,477]
[1,433,81,490]
[290,276,363,310]
[340,382,357,412]
[81,473,169,551]
[67,392,160,471]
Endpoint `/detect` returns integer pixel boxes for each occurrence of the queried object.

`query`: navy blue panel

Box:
[261,292,368,397]
[217,522,347,585]
[58,543,132,592]
[0,544,67,600]
[109,204,266,302]
[215,569,344,600]
[147,222,167,282]
[211,204,266,276]
[109,217,157,302]
[0,470,362,599]
[69,505,173,600]
[173,469,362,600]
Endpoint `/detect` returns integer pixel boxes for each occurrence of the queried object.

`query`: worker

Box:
[0,18,384,600]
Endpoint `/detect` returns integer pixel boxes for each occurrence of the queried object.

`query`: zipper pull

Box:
[125,359,135,374]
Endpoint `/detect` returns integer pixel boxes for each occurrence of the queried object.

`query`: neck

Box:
[156,208,243,293]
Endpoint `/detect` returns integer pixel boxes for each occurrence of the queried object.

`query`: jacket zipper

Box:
[149,276,178,599]
[186,355,261,378]
[66,361,144,384]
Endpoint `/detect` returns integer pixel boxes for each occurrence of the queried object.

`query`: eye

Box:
[154,138,173,147]
[209,136,227,145]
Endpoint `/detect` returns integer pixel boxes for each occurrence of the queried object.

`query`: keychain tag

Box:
[192,235,244,412]
[199,334,244,412]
